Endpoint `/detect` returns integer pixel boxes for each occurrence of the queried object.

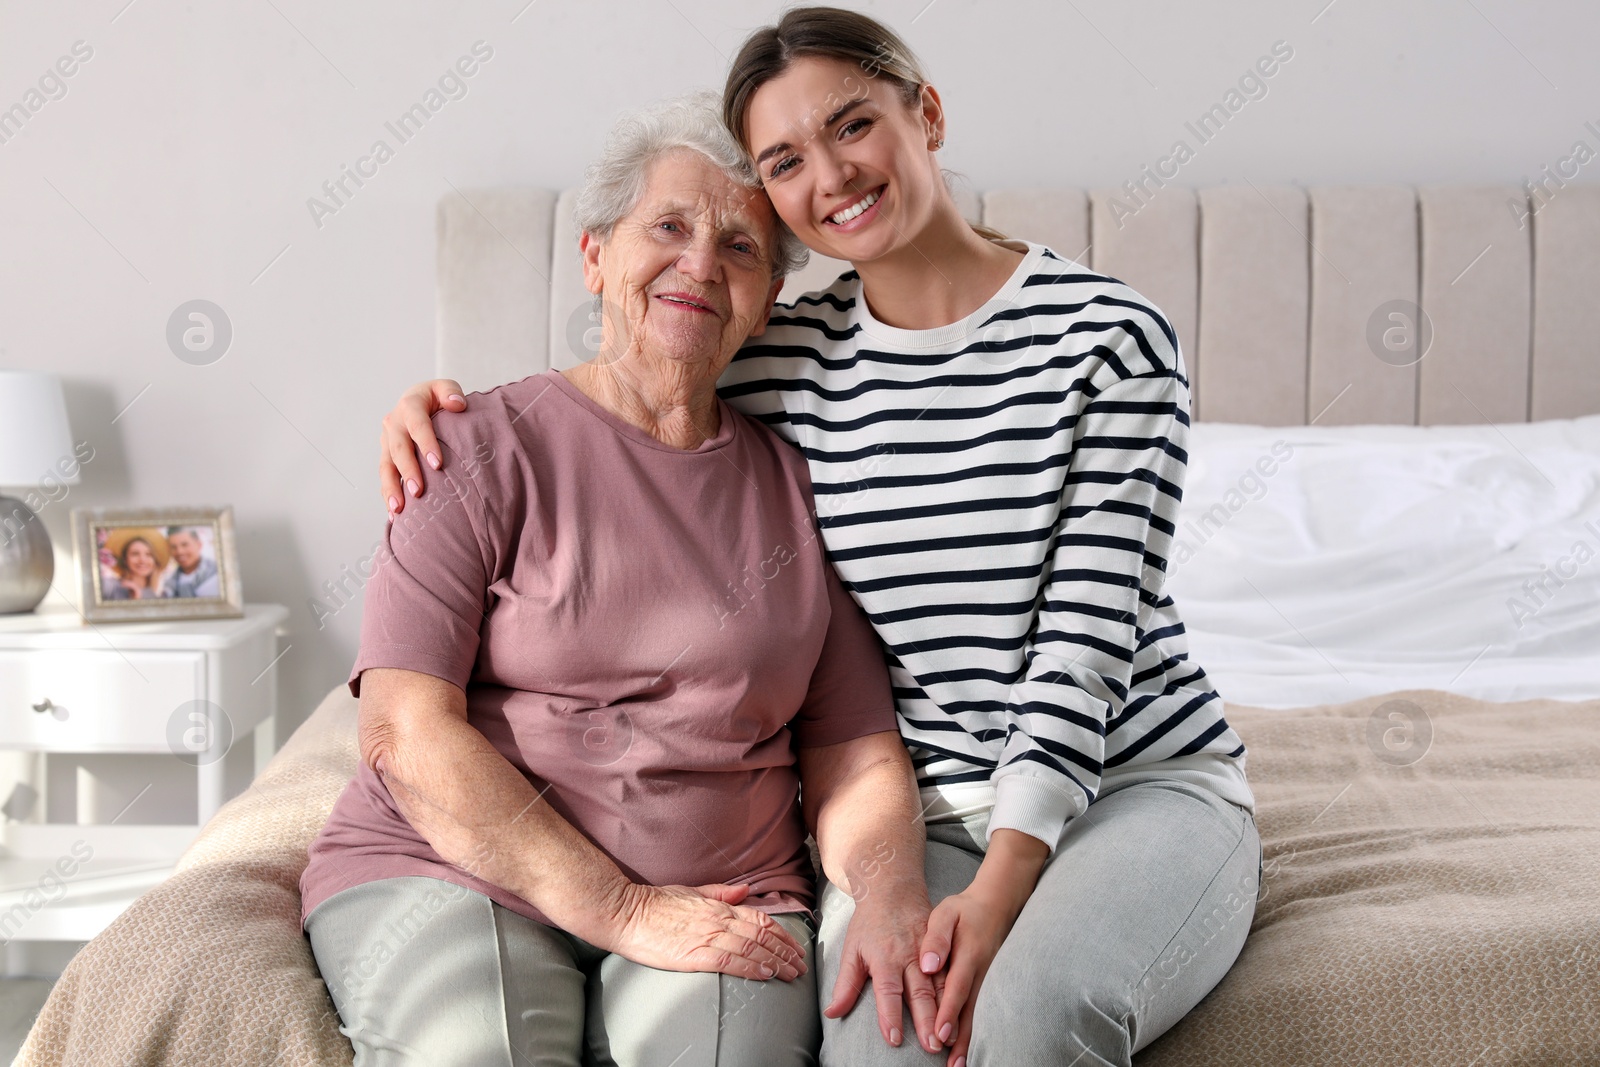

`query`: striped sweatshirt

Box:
[718,240,1254,851]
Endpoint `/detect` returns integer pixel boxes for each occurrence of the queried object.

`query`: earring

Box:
[934,137,945,149]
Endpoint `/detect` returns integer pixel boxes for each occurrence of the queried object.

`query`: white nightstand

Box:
[0,603,289,949]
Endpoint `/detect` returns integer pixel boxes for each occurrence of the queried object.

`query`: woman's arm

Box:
[378,379,466,515]
[798,730,939,1052]
[920,336,1198,1064]
[360,666,806,982]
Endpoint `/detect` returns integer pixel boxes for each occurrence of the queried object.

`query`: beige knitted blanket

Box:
[15,684,1600,1066]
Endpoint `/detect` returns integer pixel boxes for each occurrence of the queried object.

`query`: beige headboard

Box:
[436,184,1600,424]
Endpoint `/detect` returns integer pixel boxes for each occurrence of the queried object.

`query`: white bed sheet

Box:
[1165,414,1600,708]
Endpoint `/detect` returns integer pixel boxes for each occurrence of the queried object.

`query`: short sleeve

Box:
[787,554,899,749]
[347,435,498,698]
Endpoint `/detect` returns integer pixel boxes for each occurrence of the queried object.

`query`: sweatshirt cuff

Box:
[988,773,1081,853]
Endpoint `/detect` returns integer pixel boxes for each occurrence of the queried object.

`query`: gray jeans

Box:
[304,876,819,1066]
[816,777,1262,1067]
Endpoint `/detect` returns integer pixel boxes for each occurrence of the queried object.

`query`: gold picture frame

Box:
[71,506,244,622]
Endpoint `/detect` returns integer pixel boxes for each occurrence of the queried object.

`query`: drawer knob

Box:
[31,698,68,721]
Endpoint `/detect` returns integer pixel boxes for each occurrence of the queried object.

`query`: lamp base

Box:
[0,494,55,613]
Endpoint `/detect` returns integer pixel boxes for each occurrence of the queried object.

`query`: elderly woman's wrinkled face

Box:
[583,149,784,372]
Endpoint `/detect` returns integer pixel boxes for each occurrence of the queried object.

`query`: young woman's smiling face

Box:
[125,539,155,577]
[744,56,945,266]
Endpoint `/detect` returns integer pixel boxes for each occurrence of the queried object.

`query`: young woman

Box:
[101,533,167,600]
[376,9,1260,1066]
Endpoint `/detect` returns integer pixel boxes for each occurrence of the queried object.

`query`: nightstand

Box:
[0,603,289,949]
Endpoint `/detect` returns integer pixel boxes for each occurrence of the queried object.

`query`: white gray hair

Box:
[573,90,808,278]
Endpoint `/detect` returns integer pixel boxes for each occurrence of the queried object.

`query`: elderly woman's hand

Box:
[379,378,467,516]
[825,882,937,1051]
[601,880,810,983]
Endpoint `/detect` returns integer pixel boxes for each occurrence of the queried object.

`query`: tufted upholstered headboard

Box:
[436,183,1600,425]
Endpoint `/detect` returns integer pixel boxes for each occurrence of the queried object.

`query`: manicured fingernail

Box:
[407,478,419,497]
[926,1033,940,1052]
[448,393,465,405]
[954,1058,966,1067]
[939,1022,953,1043]
[888,1027,901,1046]
[426,452,440,470]
[387,495,400,514]
[921,952,940,973]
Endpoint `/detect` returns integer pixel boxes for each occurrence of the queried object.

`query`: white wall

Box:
[2,0,1597,735]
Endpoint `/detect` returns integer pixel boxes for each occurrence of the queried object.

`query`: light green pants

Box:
[305,875,819,1066]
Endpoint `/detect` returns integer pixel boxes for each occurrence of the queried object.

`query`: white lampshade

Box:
[0,371,78,489]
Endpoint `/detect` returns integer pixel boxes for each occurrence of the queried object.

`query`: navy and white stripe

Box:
[719,242,1252,848]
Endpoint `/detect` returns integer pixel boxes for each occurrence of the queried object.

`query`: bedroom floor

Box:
[0,980,55,1062]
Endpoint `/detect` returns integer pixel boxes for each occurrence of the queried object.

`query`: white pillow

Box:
[1166,415,1600,707]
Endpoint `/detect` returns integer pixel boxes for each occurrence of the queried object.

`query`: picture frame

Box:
[71,505,244,623]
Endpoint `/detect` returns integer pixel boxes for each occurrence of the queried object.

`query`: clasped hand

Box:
[832,829,1048,1066]
[827,882,1022,1067]
[602,881,808,983]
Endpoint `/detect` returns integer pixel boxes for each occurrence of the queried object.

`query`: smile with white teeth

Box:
[828,188,881,225]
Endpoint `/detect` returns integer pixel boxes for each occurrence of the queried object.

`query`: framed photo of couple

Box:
[71,505,244,622]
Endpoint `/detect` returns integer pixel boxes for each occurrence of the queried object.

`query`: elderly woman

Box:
[299,93,926,1067]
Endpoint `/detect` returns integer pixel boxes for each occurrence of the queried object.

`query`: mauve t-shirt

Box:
[300,370,897,931]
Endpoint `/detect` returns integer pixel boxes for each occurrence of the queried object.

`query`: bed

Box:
[16,182,1600,1066]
